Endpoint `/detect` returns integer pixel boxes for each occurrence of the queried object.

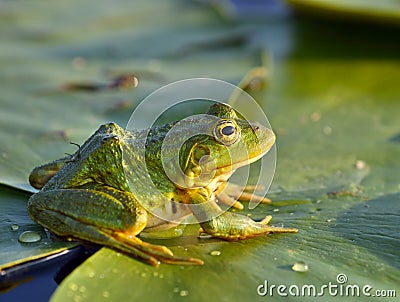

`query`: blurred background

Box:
[1,1,399,301]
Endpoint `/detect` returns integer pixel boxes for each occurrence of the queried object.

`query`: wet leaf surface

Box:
[0,0,399,301]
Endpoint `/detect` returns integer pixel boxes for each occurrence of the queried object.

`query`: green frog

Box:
[28,102,297,266]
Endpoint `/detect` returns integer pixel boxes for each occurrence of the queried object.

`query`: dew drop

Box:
[102,291,110,298]
[355,160,366,170]
[323,126,332,135]
[198,233,212,239]
[18,231,41,243]
[73,295,82,302]
[180,290,189,297]
[174,228,184,237]
[10,224,19,231]
[68,283,78,291]
[210,250,221,256]
[291,261,309,272]
[310,111,321,122]
[72,57,86,70]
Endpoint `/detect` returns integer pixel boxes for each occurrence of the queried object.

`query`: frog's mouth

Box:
[215,145,272,177]
[202,129,275,190]
[201,148,272,193]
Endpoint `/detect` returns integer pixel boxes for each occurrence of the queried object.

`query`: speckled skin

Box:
[28,103,297,266]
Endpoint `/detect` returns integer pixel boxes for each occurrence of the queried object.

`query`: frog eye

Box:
[213,120,240,146]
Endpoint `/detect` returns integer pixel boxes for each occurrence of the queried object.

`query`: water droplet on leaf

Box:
[18,231,41,243]
[87,271,95,278]
[10,224,19,231]
[210,250,221,256]
[292,261,309,272]
[198,233,212,239]
[180,290,189,297]
[68,283,78,291]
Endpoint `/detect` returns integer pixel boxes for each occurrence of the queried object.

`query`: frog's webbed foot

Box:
[198,212,297,241]
[215,183,271,210]
[28,186,203,266]
[190,190,295,241]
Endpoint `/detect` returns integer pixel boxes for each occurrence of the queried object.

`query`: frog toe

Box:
[216,192,244,210]
[108,231,203,266]
[216,183,271,209]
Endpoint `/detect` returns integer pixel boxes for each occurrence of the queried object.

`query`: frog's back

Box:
[36,123,130,191]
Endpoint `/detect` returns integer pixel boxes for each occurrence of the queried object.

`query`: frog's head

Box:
[175,102,275,189]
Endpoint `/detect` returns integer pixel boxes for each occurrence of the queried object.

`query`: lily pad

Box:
[287,0,400,25]
[51,189,400,302]
[0,186,77,295]
[0,0,399,301]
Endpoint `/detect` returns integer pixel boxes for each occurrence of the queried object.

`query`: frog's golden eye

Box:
[213,120,240,146]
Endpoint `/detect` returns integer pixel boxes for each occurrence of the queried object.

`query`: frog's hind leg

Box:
[110,231,203,266]
[28,187,203,266]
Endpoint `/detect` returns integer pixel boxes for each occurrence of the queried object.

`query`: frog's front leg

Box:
[216,182,271,210]
[190,190,297,240]
[199,211,298,240]
[28,185,203,266]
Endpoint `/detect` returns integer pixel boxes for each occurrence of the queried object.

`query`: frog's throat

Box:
[178,147,272,190]
[216,147,271,175]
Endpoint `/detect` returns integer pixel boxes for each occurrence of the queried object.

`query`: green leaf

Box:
[51,191,400,302]
[0,186,76,272]
[287,0,400,25]
[1,0,399,301]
